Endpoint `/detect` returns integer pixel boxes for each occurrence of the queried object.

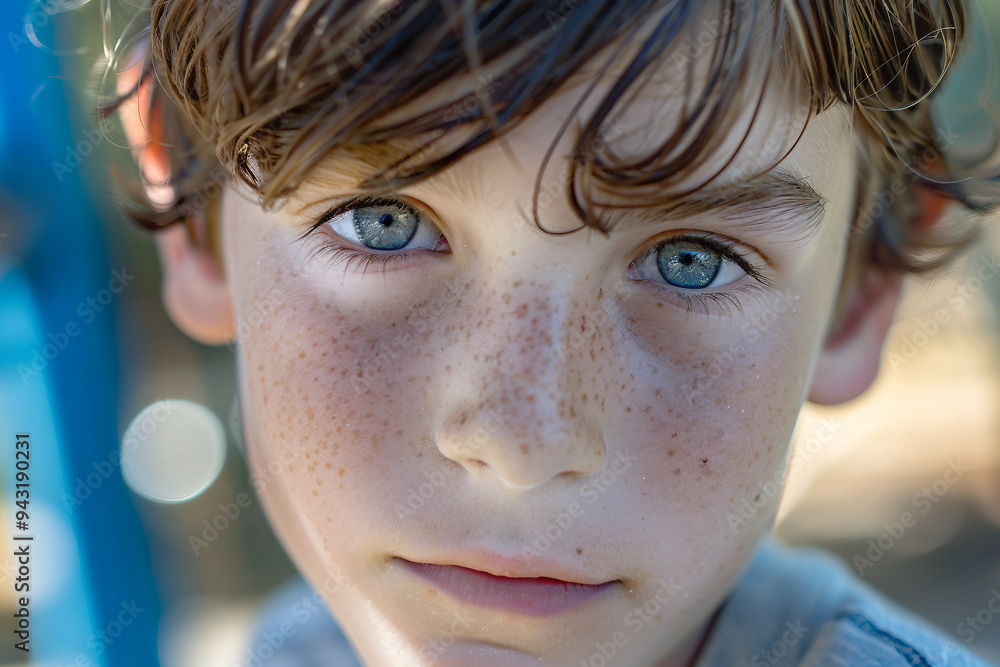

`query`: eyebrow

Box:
[295,140,829,244]
[583,168,829,242]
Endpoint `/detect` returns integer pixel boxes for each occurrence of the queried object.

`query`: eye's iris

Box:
[354,204,419,250]
[656,240,722,289]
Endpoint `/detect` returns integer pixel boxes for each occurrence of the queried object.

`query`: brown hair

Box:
[101,0,996,273]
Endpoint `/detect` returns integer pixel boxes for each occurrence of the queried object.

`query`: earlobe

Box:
[808,266,903,405]
[156,222,235,345]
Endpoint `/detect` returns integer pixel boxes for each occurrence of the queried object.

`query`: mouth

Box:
[394,556,620,617]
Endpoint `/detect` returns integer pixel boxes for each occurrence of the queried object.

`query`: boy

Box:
[109,0,997,664]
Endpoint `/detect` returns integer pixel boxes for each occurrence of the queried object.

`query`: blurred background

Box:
[0,0,998,665]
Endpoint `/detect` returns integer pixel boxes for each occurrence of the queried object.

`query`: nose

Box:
[435,282,607,490]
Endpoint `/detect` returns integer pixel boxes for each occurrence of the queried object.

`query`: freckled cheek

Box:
[237,292,444,514]
[616,308,813,508]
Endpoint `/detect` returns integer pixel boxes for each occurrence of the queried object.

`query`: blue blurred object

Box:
[0,2,162,666]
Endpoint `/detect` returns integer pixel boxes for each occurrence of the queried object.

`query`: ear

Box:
[807,263,903,405]
[155,224,235,345]
[809,179,955,405]
[116,43,235,346]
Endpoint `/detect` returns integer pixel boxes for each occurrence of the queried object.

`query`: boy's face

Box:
[214,33,859,666]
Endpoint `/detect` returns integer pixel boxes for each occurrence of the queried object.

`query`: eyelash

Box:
[298,195,441,277]
[299,197,775,314]
[629,233,774,317]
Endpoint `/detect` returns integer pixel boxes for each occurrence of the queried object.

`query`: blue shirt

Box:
[693,539,994,666]
[245,538,996,666]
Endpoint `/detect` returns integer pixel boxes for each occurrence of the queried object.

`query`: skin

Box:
[125,8,905,665]
[214,49,862,667]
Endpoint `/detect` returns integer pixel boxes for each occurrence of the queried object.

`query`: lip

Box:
[395,554,620,618]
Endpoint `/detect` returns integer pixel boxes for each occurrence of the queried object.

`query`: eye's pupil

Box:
[379,214,394,227]
[678,252,695,266]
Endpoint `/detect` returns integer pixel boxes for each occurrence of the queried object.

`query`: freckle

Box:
[299,351,306,358]
[668,449,675,457]
[576,548,582,555]
[752,493,761,503]
[417,451,423,457]
[671,433,678,438]
[701,458,708,464]
[520,444,529,455]
[396,429,404,436]
[673,468,681,476]
[339,468,345,476]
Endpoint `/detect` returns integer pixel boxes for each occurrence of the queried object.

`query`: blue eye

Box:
[657,241,722,289]
[323,198,444,252]
[633,237,749,290]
